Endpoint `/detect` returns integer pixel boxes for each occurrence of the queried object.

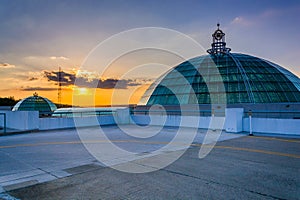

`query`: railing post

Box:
[248,110,253,136]
[0,113,6,134]
[4,113,6,134]
[212,108,216,131]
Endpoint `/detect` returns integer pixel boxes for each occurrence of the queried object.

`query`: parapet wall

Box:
[39,115,116,130]
[1,107,299,135]
[0,110,39,131]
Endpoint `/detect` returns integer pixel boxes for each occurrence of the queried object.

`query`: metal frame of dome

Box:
[140,24,300,105]
[12,92,57,115]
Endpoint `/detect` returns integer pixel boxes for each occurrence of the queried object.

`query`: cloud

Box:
[27,77,39,81]
[20,87,57,91]
[231,8,287,28]
[43,70,144,89]
[44,70,76,86]
[22,56,71,71]
[0,63,15,69]
[261,9,281,18]
[49,56,69,60]
[99,78,140,89]
[230,16,252,26]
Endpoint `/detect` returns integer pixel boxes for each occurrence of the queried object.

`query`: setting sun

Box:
[75,87,89,95]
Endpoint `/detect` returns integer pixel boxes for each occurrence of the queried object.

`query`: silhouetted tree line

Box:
[56,103,72,108]
[0,96,19,106]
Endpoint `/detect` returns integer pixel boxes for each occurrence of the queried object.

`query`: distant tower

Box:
[207,23,231,55]
[58,67,62,106]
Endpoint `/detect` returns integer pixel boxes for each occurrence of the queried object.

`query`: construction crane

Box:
[58,67,62,107]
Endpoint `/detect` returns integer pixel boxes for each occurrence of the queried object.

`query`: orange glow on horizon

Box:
[0,84,150,107]
[27,86,147,107]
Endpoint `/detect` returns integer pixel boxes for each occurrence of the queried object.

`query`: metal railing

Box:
[131,109,225,117]
[131,108,300,119]
[50,110,116,118]
[243,110,300,119]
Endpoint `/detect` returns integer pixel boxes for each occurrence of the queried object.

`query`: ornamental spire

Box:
[207,23,231,55]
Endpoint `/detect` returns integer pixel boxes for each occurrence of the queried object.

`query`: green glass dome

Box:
[12,93,57,114]
[140,53,300,105]
[140,25,300,105]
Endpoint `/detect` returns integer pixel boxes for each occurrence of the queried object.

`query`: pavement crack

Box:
[160,168,286,200]
[37,168,59,179]
[246,190,287,200]
[0,193,20,200]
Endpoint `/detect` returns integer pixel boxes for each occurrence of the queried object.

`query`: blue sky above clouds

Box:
[0,0,299,102]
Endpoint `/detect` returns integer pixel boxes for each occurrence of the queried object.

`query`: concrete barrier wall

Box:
[113,108,130,124]
[0,111,39,131]
[132,114,300,135]
[243,117,300,135]
[0,109,122,132]
[130,115,225,130]
[39,117,75,130]
[1,109,300,135]
[40,115,115,130]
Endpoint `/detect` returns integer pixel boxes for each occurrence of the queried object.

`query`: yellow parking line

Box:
[0,141,82,149]
[0,140,174,149]
[212,145,300,159]
[186,143,300,159]
[0,140,299,159]
[247,136,300,143]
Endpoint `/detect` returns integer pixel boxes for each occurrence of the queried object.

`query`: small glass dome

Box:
[12,92,57,114]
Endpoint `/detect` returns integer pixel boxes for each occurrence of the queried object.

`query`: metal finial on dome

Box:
[33,92,38,97]
[207,24,231,55]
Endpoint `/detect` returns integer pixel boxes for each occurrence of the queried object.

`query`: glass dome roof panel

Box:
[12,94,57,114]
[140,53,300,105]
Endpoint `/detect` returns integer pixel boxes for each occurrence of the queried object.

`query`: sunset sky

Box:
[0,0,300,106]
